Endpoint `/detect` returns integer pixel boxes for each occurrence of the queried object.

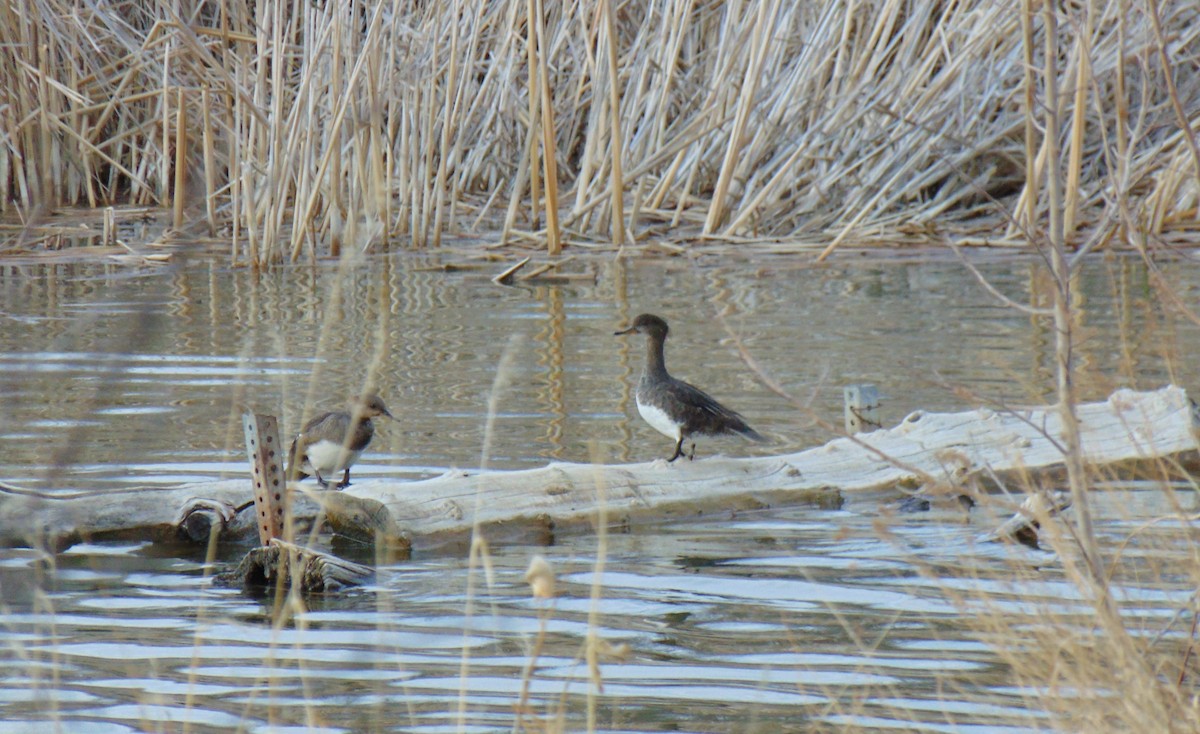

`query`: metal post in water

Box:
[243,413,287,546]
[843,384,881,434]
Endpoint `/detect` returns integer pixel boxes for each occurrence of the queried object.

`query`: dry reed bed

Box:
[1,1,1197,264]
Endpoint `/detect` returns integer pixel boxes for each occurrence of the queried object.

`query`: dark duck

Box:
[615,313,766,462]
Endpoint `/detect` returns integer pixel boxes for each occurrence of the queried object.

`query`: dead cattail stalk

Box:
[535,0,561,254]
[601,0,624,247]
[433,0,462,249]
[1017,0,1039,235]
[330,9,344,258]
[200,86,217,235]
[36,43,53,207]
[1063,22,1092,236]
[173,87,187,229]
[160,40,171,208]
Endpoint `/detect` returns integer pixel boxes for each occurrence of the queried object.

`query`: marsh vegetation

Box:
[3,1,1200,732]
[2,0,1198,263]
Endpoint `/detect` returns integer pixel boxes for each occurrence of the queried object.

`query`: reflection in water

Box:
[0,254,1195,489]
[538,285,567,459]
[0,253,1198,730]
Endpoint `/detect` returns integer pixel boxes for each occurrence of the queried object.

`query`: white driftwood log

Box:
[0,386,1195,552]
[322,385,1198,544]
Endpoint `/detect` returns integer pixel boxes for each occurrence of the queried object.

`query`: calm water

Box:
[1,251,1199,732]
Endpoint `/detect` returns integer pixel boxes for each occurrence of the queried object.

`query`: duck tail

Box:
[739,425,769,443]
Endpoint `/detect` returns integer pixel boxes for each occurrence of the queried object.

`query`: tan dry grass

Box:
[2,1,1198,265]
[950,466,1200,733]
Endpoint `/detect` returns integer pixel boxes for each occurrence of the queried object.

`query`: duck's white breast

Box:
[303,440,363,474]
[636,398,681,439]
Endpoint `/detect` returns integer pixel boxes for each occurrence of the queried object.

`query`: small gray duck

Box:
[615,313,765,462]
[287,393,394,489]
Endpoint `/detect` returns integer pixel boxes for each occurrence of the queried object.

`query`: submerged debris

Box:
[983,491,1072,550]
[216,539,374,594]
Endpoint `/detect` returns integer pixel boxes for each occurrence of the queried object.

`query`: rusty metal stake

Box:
[243,413,287,546]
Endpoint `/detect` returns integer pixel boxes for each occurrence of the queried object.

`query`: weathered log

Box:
[0,386,1195,552]
[0,484,324,552]
[215,538,374,593]
[174,497,245,544]
[316,385,1198,547]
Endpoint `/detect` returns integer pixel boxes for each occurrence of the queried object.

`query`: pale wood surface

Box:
[324,385,1198,544]
[0,386,1195,552]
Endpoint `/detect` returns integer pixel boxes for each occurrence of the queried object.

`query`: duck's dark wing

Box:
[666,378,766,441]
[300,410,348,435]
[300,410,374,451]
